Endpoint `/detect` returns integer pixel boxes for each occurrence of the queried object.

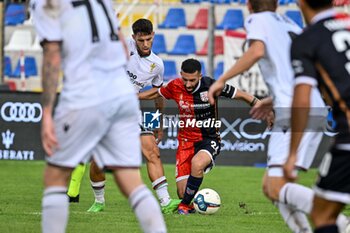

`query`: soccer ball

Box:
[193,188,221,214]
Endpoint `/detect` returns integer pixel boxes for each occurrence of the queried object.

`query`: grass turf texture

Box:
[1,161,349,233]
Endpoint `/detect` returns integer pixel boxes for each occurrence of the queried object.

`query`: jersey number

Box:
[332,31,350,75]
[72,0,119,43]
[211,141,219,155]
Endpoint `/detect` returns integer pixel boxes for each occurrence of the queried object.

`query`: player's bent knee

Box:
[191,155,209,169]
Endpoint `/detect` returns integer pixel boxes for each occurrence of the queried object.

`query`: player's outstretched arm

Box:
[208,40,265,105]
[41,41,61,156]
[234,89,259,106]
[138,87,161,100]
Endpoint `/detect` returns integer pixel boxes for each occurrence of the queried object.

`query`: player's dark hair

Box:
[181,58,201,74]
[249,0,277,13]
[304,0,333,10]
[132,18,153,35]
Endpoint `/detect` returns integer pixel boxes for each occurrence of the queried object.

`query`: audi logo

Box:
[1,102,42,123]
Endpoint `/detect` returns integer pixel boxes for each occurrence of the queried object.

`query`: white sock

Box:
[279,183,349,232]
[279,183,313,231]
[91,180,105,204]
[42,186,69,233]
[291,211,312,233]
[152,176,170,206]
[275,202,309,233]
[279,183,313,213]
[129,185,167,233]
[336,213,349,233]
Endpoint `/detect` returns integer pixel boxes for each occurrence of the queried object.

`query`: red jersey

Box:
[159,76,236,142]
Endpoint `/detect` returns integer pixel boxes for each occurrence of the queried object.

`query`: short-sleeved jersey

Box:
[245,11,325,118]
[291,10,350,144]
[159,77,236,142]
[31,0,134,110]
[126,39,164,93]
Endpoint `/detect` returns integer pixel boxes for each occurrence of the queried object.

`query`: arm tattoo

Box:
[41,43,61,109]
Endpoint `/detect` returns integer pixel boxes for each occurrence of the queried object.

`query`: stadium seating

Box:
[210,0,231,4]
[11,56,38,78]
[285,10,304,28]
[196,35,224,55]
[153,34,167,54]
[181,0,202,3]
[216,9,244,30]
[163,60,178,81]
[5,4,26,26]
[30,36,43,52]
[158,8,186,29]
[187,8,208,29]
[168,34,196,55]
[214,62,224,80]
[4,56,12,76]
[4,29,33,51]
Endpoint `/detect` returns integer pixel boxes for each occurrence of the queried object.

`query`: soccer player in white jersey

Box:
[86,18,180,214]
[208,0,349,232]
[31,0,166,232]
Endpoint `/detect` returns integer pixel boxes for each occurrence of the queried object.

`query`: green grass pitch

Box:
[0,161,349,233]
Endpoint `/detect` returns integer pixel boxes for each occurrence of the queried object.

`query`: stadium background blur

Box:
[0,0,349,91]
[0,0,349,165]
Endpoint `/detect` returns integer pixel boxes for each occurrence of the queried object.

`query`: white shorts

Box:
[267,131,323,176]
[46,94,142,169]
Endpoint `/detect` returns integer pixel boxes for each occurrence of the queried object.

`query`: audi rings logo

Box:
[1,102,42,123]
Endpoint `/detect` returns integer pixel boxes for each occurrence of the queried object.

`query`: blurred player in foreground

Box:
[209,0,348,232]
[139,58,267,214]
[32,0,166,232]
[67,18,180,214]
[284,0,350,232]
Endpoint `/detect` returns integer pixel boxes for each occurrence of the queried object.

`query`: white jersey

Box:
[245,12,325,119]
[126,39,164,93]
[31,0,134,110]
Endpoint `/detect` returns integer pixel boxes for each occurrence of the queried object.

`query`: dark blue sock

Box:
[181,175,203,205]
[314,224,338,233]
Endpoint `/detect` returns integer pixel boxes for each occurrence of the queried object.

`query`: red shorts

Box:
[175,138,220,181]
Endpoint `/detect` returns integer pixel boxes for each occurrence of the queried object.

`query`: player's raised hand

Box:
[208,79,225,105]
[41,109,58,156]
[283,154,298,182]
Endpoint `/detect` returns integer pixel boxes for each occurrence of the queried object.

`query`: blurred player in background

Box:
[31,0,166,232]
[208,0,348,232]
[284,0,350,232]
[68,18,180,214]
[139,58,264,214]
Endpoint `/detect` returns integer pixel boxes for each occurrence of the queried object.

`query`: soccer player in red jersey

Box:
[139,58,266,214]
